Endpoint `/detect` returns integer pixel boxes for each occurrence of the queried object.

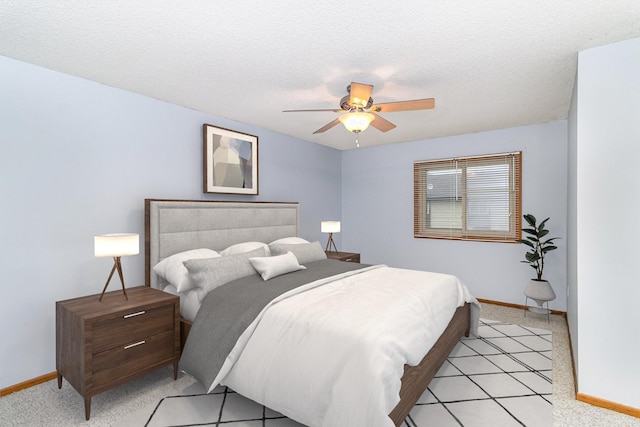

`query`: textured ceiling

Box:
[2,1,640,150]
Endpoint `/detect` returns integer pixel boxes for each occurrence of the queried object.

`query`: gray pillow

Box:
[269,241,327,264]
[183,247,266,300]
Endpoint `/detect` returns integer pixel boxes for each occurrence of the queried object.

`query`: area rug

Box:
[127,319,552,427]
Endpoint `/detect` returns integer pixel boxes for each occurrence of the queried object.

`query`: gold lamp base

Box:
[98,256,129,302]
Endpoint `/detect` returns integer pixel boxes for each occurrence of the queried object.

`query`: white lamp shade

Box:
[339,112,374,133]
[321,221,341,233]
[94,233,140,257]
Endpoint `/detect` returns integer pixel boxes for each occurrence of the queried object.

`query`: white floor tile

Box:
[220,392,265,422]
[513,335,553,352]
[148,393,223,426]
[446,399,522,427]
[265,417,306,426]
[487,337,534,353]
[491,324,536,337]
[463,338,503,355]
[448,355,503,375]
[415,386,439,404]
[435,359,463,377]
[410,403,461,426]
[449,341,479,357]
[539,370,552,382]
[510,372,553,394]
[511,351,553,371]
[470,373,535,397]
[477,324,507,338]
[222,421,263,426]
[522,325,553,335]
[429,376,490,402]
[484,354,530,372]
[498,395,553,427]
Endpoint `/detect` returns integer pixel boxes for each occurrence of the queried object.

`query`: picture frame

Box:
[203,124,258,195]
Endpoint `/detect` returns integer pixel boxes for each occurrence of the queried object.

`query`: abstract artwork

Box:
[203,124,258,195]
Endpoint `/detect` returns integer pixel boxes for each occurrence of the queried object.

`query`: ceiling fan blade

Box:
[313,118,341,134]
[370,114,396,132]
[283,108,341,113]
[349,82,374,108]
[371,98,435,113]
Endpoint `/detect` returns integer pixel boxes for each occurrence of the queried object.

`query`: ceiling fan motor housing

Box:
[340,95,373,111]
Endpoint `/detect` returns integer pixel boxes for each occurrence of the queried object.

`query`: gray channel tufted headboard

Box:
[144,199,299,289]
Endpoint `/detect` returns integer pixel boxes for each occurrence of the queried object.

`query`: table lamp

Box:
[94,233,139,301]
[321,221,341,253]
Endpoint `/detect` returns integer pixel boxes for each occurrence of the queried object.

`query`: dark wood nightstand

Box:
[325,251,361,263]
[56,286,180,420]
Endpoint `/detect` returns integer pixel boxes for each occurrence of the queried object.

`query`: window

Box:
[414,152,522,242]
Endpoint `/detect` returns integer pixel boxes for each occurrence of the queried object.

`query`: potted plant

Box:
[517,214,559,313]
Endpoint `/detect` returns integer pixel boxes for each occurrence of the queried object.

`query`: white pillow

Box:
[250,251,306,281]
[183,247,266,300]
[269,237,310,245]
[220,241,271,257]
[152,248,220,293]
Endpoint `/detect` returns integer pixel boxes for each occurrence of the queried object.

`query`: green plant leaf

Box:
[539,217,550,229]
[523,214,537,227]
[525,252,540,262]
[517,239,535,248]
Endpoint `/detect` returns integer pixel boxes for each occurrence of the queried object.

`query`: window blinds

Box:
[414,152,522,242]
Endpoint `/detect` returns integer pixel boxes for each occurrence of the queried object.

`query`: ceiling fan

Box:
[283,82,435,146]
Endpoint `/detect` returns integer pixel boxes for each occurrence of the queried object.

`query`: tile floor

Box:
[142,319,552,427]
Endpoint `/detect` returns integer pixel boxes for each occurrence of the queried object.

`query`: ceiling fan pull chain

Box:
[355,134,360,148]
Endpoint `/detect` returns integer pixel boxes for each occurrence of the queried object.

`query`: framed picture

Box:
[203,124,258,195]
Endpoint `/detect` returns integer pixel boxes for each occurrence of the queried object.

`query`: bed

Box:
[144,199,478,426]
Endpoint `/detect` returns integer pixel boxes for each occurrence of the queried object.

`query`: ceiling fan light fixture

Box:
[339,112,375,133]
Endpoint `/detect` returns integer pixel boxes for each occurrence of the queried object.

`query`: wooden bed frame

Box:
[144,198,471,426]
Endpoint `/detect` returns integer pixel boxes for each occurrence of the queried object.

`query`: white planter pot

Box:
[524,279,556,307]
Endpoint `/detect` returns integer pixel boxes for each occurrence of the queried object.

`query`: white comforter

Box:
[213,265,478,427]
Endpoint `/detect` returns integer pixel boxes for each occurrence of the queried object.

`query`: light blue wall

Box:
[0,56,342,388]
[341,122,568,310]
[574,36,640,408]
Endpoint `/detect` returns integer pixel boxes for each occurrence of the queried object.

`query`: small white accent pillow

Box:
[220,241,271,257]
[269,237,310,245]
[152,248,220,292]
[250,251,306,281]
[183,247,266,301]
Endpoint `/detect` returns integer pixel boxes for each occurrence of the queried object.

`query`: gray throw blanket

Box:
[180,259,367,389]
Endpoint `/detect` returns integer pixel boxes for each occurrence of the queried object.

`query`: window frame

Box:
[414,151,522,242]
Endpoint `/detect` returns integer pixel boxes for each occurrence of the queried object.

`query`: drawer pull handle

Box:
[124,311,146,319]
[345,258,352,262]
[124,340,146,350]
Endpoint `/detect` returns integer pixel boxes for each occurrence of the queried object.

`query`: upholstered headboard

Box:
[144,199,299,289]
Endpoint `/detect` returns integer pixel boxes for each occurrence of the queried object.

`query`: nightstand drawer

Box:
[325,251,361,263]
[92,330,175,386]
[92,304,174,353]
